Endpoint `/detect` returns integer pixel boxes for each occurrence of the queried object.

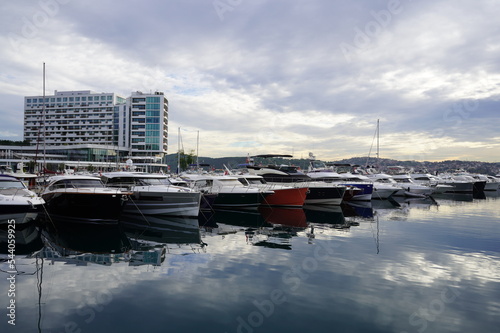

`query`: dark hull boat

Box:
[41,176,130,224]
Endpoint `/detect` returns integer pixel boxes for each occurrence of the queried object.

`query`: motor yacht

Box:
[102,172,202,218]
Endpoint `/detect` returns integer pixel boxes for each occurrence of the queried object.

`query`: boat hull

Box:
[124,192,201,218]
[260,187,308,207]
[304,186,345,205]
[213,192,270,207]
[41,192,126,223]
[339,183,373,201]
[440,181,474,193]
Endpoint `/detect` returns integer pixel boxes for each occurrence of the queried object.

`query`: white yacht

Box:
[0,174,45,225]
[409,170,454,194]
[102,172,202,218]
[385,166,434,197]
[180,174,273,208]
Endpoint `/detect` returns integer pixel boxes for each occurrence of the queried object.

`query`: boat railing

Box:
[48,183,129,195]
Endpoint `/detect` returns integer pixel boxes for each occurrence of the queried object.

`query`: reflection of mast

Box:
[36,255,44,332]
[371,214,380,254]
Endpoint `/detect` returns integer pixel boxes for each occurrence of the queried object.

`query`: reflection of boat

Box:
[391,196,438,210]
[122,221,204,264]
[341,201,374,219]
[0,219,43,255]
[40,175,130,224]
[258,207,308,228]
[40,215,131,254]
[102,172,201,218]
[120,213,200,231]
[122,221,202,246]
[252,235,293,250]
[211,208,272,228]
[432,192,474,202]
[0,174,45,219]
[303,204,346,226]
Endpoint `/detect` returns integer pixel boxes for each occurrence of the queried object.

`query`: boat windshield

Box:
[277,165,303,174]
[51,179,105,189]
[0,180,25,189]
[239,178,266,185]
[216,178,243,186]
[137,177,171,186]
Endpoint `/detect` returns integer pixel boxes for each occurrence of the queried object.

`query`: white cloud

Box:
[0,0,499,162]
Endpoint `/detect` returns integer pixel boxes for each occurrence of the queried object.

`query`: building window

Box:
[146,97,160,103]
[146,110,160,117]
[146,117,159,123]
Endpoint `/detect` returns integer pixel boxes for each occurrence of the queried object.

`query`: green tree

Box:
[179,149,196,171]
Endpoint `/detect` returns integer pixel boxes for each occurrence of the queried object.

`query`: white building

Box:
[16,90,170,172]
[24,90,125,147]
[127,91,169,157]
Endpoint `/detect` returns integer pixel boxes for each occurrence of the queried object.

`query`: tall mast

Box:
[42,62,46,171]
[196,130,199,172]
[376,118,379,163]
[177,127,180,173]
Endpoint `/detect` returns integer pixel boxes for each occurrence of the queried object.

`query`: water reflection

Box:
[0,191,498,333]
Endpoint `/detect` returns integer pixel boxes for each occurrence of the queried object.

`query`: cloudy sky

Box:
[1,0,499,162]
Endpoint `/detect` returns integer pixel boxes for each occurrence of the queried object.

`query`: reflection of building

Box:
[1,90,170,171]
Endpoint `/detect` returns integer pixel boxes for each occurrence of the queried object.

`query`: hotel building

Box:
[0,90,170,172]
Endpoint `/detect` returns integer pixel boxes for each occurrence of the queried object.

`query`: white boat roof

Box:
[47,175,101,182]
[102,172,168,179]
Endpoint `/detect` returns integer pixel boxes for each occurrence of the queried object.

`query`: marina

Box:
[1,188,499,332]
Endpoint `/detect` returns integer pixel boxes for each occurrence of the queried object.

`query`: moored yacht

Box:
[181,174,273,208]
[409,170,454,194]
[102,172,202,218]
[246,154,346,205]
[385,166,434,197]
[0,174,45,224]
[306,158,377,201]
[40,175,130,223]
[237,174,308,207]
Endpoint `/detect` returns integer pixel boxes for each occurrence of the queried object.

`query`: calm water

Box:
[1,192,499,333]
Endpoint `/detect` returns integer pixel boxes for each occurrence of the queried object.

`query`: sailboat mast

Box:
[177,127,180,174]
[196,130,199,172]
[42,62,46,171]
[376,118,379,163]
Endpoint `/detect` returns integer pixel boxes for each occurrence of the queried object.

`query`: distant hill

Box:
[165,154,500,175]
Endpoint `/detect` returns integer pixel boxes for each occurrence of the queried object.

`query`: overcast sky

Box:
[1,0,499,162]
